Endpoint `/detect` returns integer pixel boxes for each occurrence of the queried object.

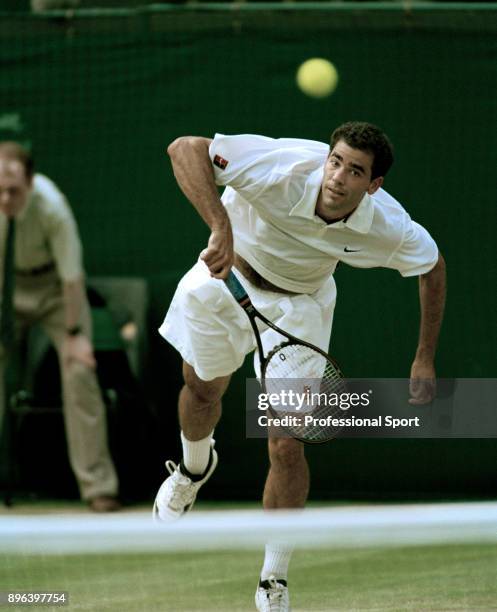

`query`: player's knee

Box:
[182,364,228,408]
[268,437,304,468]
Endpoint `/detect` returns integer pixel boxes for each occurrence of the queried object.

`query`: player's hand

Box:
[409,358,436,405]
[200,223,234,279]
[63,334,97,369]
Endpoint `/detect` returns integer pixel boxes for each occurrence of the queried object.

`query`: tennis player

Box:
[154,122,446,611]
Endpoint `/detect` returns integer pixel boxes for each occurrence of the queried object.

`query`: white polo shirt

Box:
[209,133,439,294]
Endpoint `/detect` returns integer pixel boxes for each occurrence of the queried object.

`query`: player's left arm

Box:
[409,252,446,405]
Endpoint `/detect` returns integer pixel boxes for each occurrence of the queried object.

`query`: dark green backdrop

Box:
[2,4,496,500]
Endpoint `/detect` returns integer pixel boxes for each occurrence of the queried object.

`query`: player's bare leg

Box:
[256,438,304,610]
[178,361,230,440]
[153,361,230,521]
[263,437,309,509]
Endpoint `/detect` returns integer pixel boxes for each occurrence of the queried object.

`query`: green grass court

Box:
[2,501,497,610]
[2,544,497,611]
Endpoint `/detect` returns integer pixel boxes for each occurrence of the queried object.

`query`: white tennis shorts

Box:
[159,260,337,381]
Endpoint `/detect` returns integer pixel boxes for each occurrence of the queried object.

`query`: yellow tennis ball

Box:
[296,58,339,99]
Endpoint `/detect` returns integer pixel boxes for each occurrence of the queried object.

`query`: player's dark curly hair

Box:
[330,122,394,180]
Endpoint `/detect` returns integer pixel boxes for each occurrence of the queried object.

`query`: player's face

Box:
[0,159,32,218]
[316,140,383,222]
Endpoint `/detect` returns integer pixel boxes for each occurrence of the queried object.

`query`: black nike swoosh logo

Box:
[344,247,361,253]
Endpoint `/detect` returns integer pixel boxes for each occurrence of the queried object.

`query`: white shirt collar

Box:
[288,166,374,233]
[340,193,374,233]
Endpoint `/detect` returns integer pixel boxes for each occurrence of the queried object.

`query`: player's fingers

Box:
[200,248,216,263]
[409,378,420,396]
[409,379,435,405]
[203,252,230,272]
[209,267,228,279]
[206,261,225,277]
[409,379,428,397]
[210,263,231,279]
[408,396,431,405]
[200,248,225,266]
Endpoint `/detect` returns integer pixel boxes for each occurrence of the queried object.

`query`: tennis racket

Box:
[224,271,346,443]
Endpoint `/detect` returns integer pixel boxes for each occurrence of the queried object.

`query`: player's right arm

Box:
[167,136,233,279]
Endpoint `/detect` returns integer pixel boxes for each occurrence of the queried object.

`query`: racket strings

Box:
[264,343,347,442]
[265,344,325,378]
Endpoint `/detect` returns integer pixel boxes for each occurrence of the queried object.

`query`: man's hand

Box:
[409,254,446,406]
[200,223,234,279]
[63,334,97,369]
[409,358,436,405]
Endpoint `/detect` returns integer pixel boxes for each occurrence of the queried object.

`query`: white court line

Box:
[1,501,497,555]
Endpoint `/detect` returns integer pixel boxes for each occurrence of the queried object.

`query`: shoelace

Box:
[165,460,180,477]
[261,577,287,611]
[164,460,195,510]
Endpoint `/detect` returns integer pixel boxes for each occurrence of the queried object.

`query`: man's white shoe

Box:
[152,439,218,521]
[255,576,290,612]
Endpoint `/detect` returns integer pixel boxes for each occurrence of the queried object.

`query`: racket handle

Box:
[224,270,249,302]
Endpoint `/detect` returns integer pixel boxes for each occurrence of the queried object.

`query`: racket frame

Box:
[224,271,344,443]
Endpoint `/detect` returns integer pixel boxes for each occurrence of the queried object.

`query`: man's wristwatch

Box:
[66,325,82,337]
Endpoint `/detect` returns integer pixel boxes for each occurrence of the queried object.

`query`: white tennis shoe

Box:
[255,576,290,612]
[152,440,218,522]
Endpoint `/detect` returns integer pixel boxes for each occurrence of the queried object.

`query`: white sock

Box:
[180,430,214,475]
[260,541,294,581]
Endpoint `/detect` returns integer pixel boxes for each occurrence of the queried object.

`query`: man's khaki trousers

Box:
[0,270,118,500]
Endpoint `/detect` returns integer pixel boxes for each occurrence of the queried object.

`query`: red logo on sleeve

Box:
[213,154,229,170]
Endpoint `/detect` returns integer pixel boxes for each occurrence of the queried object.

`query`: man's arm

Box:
[409,252,446,404]
[62,276,96,368]
[167,136,233,279]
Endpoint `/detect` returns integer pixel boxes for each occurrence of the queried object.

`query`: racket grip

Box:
[224,271,249,302]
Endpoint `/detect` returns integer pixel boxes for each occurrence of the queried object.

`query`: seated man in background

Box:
[0,141,120,512]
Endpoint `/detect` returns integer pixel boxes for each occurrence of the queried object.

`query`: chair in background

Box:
[88,276,149,386]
